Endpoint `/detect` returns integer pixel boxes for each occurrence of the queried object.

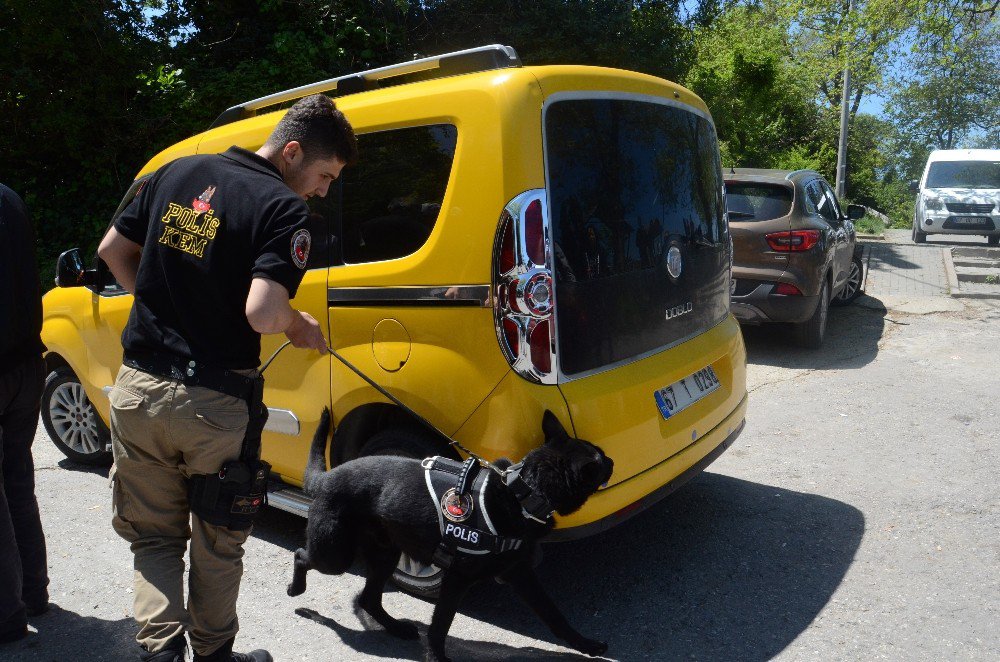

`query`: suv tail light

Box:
[492,190,557,383]
[773,282,803,296]
[765,230,820,252]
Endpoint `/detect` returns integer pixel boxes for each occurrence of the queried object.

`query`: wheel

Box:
[792,280,829,349]
[41,366,112,465]
[988,235,999,246]
[912,222,926,244]
[358,426,457,598]
[832,254,864,306]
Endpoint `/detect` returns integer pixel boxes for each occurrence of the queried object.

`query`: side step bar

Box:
[267,480,312,517]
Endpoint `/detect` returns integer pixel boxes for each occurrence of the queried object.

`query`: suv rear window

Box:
[545,98,730,376]
[726,182,792,221]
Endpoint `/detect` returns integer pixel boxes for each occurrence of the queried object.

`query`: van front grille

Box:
[946,202,994,214]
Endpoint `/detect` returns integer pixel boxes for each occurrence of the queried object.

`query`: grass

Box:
[854,215,886,236]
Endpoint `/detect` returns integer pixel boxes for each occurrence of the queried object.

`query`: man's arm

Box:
[246,277,327,351]
[97,227,142,294]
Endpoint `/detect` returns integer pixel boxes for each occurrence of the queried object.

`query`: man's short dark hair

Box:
[266,94,358,165]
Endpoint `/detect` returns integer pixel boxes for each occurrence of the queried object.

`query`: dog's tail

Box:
[303,407,332,496]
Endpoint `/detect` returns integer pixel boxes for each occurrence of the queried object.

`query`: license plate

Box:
[953,216,986,225]
[654,366,721,420]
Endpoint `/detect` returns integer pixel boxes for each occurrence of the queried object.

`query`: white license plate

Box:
[953,216,986,225]
[654,366,721,420]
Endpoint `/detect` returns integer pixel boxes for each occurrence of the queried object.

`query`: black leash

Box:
[259,340,508,477]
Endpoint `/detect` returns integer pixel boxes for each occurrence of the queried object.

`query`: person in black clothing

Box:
[0,183,50,645]
[97,95,357,662]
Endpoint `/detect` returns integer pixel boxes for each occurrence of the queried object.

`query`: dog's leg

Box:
[287,547,311,596]
[498,562,607,657]
[424,571,470,662]
[355,542,419,640]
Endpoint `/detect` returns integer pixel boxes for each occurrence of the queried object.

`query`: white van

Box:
[910,149,1000,245]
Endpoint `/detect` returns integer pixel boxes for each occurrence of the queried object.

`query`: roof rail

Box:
[207,44,521,130]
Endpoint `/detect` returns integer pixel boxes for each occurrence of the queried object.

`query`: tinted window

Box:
[546,98,730,376]
[819,181,842,219]
[926,161,1000,189]
[309,124,458,266]
[726,183,792,221]
[806,180,838,222]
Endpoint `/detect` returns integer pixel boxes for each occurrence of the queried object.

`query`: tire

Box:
[988,235,999,247]
[792,280,829,349]
[41,366,112,465]
[912,222,926,244]
[358,426,457,599]
[832,254,864,306]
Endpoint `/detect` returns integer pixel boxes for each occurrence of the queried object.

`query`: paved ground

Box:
[5,231,999,661]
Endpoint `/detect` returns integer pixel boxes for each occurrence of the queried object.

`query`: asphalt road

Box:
[5,295,999,661]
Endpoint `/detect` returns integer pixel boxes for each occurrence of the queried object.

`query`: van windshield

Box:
[545,97,730,376]
[926,161,1000,189]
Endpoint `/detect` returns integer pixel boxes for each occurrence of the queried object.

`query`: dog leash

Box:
[259,340,509,477]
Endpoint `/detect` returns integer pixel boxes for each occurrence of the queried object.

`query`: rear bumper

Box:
[731,282,819,324]
[548,394,747,541]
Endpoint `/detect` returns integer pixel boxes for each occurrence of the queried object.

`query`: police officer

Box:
[97,95,357,662]
[0,183,50,645]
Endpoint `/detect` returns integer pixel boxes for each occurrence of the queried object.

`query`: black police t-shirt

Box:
[114,147,311,369]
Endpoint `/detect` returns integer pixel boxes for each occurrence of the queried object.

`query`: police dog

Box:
[287,409,613,662]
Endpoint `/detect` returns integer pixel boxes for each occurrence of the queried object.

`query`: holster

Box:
[188,376,270,530]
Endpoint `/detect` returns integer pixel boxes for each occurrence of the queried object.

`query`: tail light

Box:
[492,190,557,383]
[765,230,820,252]
[774,282,803,295]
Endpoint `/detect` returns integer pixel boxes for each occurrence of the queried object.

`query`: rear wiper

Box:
[727,210,755,219]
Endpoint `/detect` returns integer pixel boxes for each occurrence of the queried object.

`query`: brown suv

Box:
[726,169,865,348]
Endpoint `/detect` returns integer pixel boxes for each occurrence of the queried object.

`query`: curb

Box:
[942,247,960,295]
[857,233,885,241]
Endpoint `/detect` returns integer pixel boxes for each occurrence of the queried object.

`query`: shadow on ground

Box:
[741,296,888,370]
[2,604,137,661]
[272,473,863,662]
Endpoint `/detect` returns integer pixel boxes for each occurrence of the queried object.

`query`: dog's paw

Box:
[286,580,305,597]
[385,620,419,640]
[573,637,608,657]
[423,650,451,662]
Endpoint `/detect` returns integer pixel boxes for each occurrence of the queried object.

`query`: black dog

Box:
[287,409,614,662]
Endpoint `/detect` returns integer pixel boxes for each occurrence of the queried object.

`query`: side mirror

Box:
[846,204,866,221]
[55,248,96,288]
[908,180,920,193]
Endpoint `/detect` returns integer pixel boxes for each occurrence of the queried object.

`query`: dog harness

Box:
[423,456,527,568]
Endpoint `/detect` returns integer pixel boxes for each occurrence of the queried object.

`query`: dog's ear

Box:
[542,410,568,443]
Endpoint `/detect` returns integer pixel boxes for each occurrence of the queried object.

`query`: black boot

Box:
[139,633,187,661]
[192,637,272,662]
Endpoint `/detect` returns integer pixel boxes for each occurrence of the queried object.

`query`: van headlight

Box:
[924,196,943,211]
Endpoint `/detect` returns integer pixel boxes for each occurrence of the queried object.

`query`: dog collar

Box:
[503,462,554,524]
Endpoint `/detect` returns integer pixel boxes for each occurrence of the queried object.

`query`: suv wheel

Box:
[793,280,829,349]
[912,222,927,244]
[832,255,864,306]
[41,366,112,465]
[359,426,457,599]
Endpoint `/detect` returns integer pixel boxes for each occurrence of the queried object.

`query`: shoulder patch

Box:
[291,229,311,269]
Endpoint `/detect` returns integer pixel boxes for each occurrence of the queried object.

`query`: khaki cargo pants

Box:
[109,365,255,656]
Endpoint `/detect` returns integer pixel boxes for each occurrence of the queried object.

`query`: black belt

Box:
[122,350,259,401]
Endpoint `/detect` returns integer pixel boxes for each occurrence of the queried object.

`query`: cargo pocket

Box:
[195,407,249,432]
[109,463,139,541]
[109,383,144,411]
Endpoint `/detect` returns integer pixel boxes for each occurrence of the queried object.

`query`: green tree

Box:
[685,5,821,168]
[888,0,1000,149]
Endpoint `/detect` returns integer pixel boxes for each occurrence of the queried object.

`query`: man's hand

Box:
[284,310,327,351]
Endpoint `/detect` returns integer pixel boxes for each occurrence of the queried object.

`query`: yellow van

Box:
[42,45,746,594]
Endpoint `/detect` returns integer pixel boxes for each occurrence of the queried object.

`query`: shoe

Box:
[0,611,28,645]
[193,638,272,662]
[139,633,188,661]
[0,624,28,645]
